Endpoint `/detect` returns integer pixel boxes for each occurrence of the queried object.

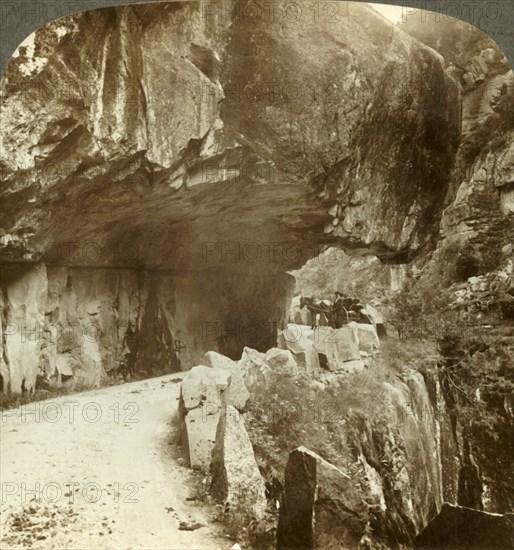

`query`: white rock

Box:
[180,365,231,412]
[278,324,320,375]
[238,347,272,390]
[309,326,361,369]
[348,322,381,353]
[203,351,250,411]
[265,348,299,376]
[211,406,267,520]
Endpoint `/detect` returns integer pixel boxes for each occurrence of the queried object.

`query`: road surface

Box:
[0,375,232,550]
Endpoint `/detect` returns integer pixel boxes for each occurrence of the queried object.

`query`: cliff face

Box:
[400,16,514,516]
[400,15,514,285]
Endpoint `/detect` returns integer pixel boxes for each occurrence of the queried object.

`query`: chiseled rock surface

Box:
[401,16,514,516]
[0,2,459,271]
[0,263,295,394]
[413,502,514,549]
[264,348,299,377]
[0,263,151,393]
[348,321,381,353]
[277,446,367,550]
[210,405,267,520]
[203,351,250,411]
[309,326,361,368]
[237,347,272,391]
[277,325,320,376]
[179,365,231,470]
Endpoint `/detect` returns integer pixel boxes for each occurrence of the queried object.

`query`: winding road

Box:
[0,375,231,550]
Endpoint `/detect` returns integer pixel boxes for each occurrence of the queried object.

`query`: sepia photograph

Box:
[0,1,513,548]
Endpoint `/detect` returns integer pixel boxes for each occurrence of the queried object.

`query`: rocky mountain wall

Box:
[400,14,514,285]
[0,2,462,393]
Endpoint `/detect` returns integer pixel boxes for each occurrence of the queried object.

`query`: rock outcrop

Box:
[401,11,514,516]
[401,11,514,289]
[277,446,367,550]
[0,1,462,393]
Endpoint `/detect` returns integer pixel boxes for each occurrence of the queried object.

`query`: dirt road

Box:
[0,375,232,550]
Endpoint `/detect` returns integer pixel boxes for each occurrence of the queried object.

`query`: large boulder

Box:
[277,447,368,550]
[179,365,231,412]
[237,347,272,391]
[278,325,320,376]
[210,406,267,520]
[264,348,300,377]
[203,351,250,411]
[309,326,361,370]
[179,365,231,470]
[348,322,381,353]
[413,502,514,549]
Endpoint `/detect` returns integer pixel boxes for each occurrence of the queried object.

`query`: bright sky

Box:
[368,3,405,24]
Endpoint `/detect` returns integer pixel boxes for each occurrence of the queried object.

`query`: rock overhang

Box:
[0,1,461,273]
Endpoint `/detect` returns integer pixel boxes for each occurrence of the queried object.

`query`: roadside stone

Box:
[277,446,368,550]
[178,365,231,471]
[210,406,267,520]
[203,351,250,411]
[237,347,272,391]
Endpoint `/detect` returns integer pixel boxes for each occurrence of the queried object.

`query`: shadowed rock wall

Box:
[0,263,294,393]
